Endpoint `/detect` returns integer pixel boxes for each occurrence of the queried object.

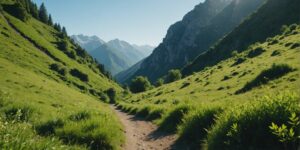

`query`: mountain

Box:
[71,34,105,52]
[90,43,130,75]
[0,0,124,149]
[182,0,300,75]
[115,59,145,83]
[116,0,300,149]
[71,35,154,75]
[125,0,265,83]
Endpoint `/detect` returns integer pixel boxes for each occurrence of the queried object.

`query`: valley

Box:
[0,0,299,150]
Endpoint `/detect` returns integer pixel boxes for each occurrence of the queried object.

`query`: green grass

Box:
[206,93,299,150]
[117,24,300,149]
[0,4,124,149]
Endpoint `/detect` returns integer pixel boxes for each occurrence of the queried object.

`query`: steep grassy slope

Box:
[0,2,124,149]
[117,24,300,149]
[127,0,265,83]
[183,0,300,76]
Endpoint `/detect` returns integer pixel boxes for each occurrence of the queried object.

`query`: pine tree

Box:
[38,3,48,23]
[29,3,39,19]
[48,14,53,26]
[57,23,62,32]
[62,27,67,35]
[6,1,29,21]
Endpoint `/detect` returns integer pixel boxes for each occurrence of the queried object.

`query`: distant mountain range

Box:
[71,35,154,75]
[121,0,265,83]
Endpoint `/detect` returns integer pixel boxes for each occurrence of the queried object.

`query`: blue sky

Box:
[33,0,203,46]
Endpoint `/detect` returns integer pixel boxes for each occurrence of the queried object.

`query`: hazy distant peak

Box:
[71,34,105,45]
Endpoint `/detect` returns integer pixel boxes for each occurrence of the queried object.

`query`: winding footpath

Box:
[111,105,178,150]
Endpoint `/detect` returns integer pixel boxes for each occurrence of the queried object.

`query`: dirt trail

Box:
[111,105,178,150]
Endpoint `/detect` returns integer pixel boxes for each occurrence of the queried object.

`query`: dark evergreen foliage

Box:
[129,76,152,93]
[105,88,117,104]
[49,63,68,76]
[48,14,53,26]
[3,2,29,21]
[70,69,89,82]
[236,64,295,94]
[38,3,48,23]
[62,26,67,35]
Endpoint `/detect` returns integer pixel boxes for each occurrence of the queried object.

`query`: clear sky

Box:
[33,0,203,46]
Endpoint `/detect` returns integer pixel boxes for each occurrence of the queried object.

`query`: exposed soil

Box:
[111,105,178,150]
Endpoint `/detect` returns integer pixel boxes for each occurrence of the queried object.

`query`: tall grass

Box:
[206,92,300,150]
[177,104,223,148]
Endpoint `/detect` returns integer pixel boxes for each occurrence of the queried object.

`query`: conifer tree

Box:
[62,27,67,35]
[29,3,39,19]
[57,24,62,32]
[38,3,48,23]
[48,14,53,26]
[7,1,29,21]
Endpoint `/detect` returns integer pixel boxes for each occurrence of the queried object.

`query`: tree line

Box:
[129,69,182,93]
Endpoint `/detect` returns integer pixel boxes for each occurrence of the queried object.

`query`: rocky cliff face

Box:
[127,0,264,83]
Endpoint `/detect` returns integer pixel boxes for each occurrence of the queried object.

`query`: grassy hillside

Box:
[116,24,300,149]
[182,0,300,76]
[0,1,124,149]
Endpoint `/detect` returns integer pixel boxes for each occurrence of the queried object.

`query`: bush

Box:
[155,78,164,87]
[4,106,33,122]
[105,88,117,103]
[177,105,223,148]
[271,50,281,56]
[36,119,64,136]
[231,58,246,67]
[3,3,29,21]
[158,105,194,133]
[165,69,182,83]
[69,111,91,122]
[247,47,265,58]
[236,64,295,94]
[49,63,68,76]
[129,76,152,93]
[56,118,123,150]
[206,93,300,150]
[70,68,89,82]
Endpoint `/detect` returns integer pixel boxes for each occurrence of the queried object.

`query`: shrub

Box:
[0,118,73,149]
[247,47,266,58]
[105,88,117,103]
[165,69,182,83]
[155,78,164,87]
[271,50,281,56]
[70,68,89,82]
[3,3,29,21]
[206,93,300,150]
[231,58,246,67]
[56,118,124,150]
[222,75,231,81]
[69,111,91,122]
[158,105,194,133]
[147,107,165,121]
[291,43,300,49]
[180,82,190,89]
[58,40,68,51]
[36,119,64,136]
[49,63,68,76]
[236,64,295,94]
[129,76,152,93]
[4,106,33,122]
[269,113,300,150]
[177,105,223,149]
